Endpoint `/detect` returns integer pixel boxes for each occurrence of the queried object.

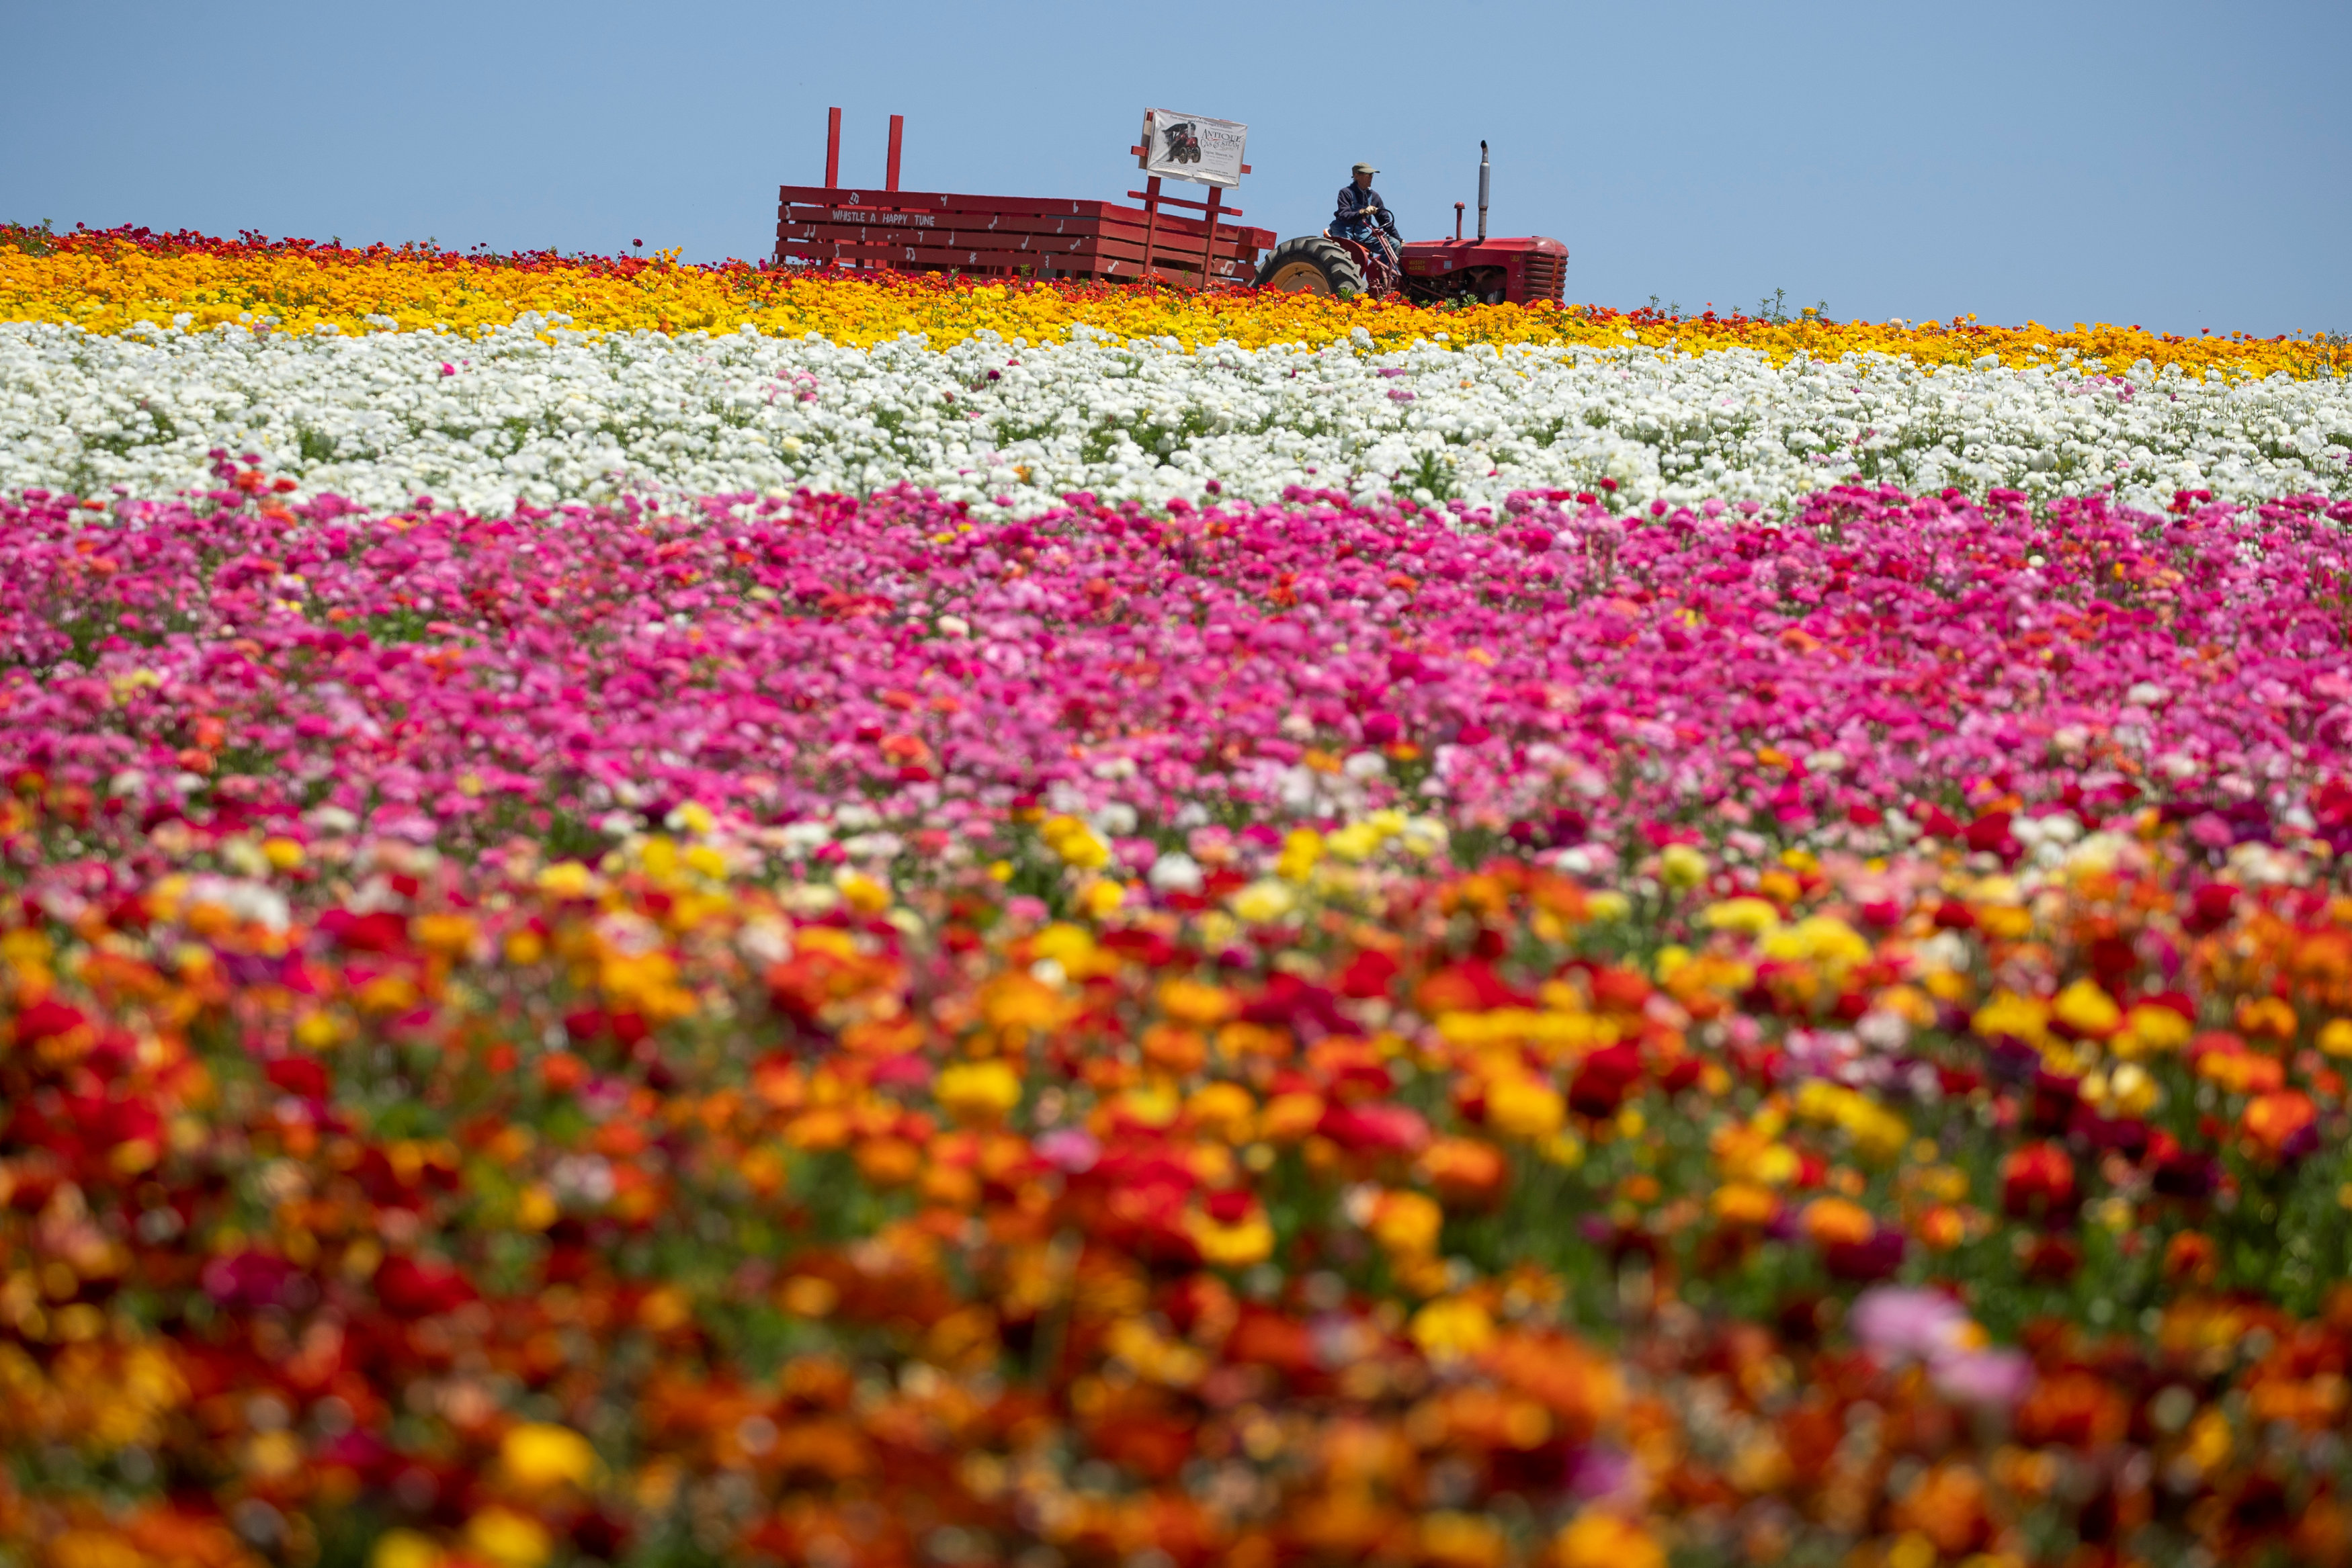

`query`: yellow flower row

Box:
[4,241,2345,379]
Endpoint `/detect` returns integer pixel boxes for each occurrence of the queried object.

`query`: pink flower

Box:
[1036,1129,1101,1174]
[1850,1286,1970,1363]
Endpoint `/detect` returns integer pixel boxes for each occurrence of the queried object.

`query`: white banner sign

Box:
[1140,109,1248,189]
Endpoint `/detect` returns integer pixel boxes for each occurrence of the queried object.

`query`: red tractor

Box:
[1255,142,1568,306]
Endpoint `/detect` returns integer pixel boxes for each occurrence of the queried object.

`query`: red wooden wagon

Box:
[773,110,1273,289]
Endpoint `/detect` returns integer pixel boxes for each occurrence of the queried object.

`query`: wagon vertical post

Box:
[825,107,842,190]
[1140,177,1163,281]
[1195,185,1223,293]
[886,114,904,193]
[1132,126,1165,285]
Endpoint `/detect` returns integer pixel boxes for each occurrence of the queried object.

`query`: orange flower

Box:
[1552,1514,1665,1568]
[1800,1196,1876,1248]
[1916,1205,1969,1252]
[2164,1231,2219,1284]
[1712,1182,1779,1228]
[2191,1033,2286,1095]
[1418,1137,1509,1210]
[2242,1090,2318,1160]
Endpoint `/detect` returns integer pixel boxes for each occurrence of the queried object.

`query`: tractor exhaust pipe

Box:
[1476,141,1489,242]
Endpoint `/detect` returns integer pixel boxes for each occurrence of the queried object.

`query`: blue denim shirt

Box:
[1334,183,1396,235]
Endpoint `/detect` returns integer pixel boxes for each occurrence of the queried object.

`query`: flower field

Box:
[5,230,2350,521]
[7,228,2352,1568]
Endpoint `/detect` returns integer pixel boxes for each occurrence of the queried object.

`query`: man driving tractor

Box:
[1331,163,1401,293]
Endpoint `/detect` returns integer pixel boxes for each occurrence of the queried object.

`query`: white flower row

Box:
[3,316,2347,516]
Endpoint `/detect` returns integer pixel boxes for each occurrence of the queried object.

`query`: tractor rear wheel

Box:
[1255,236,1366,297]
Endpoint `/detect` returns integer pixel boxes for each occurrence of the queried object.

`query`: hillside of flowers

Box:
[9,225,2352,1568]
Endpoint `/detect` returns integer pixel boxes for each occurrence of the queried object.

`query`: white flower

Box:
[1147,852,1204,893]
[3,320,2345,517]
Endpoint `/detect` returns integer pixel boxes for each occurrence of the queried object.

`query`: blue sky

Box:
[3,0,2344,335]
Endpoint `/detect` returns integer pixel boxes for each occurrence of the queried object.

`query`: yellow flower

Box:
[1971,989,2051,1048]
[1189,1209,1275,1268]
[1420,1512,1510,1568]
[1032,922,1114,977]
[935,1060,1023,1124]
[1659,843,1708,889]
[1230,879,1296,924]
[1585,891,1630,922]
[353,972,420,1015]
[1325,820,1388,861]
[1792,1081,1908,1164]
[640,836,679,880]
[536,861,598,900]
[1186,1080,1257,1139]
[833,869,891,914]
[11,245,2333,375]
[294,1010,343,1050]
[1370,1190,1445,1257]
[370,1532,445,1568]
[500,1423,599,1489]
[465,1510,552,1568]
[1275,828,1325,882]
[413,912,476,957]
[1701,896,1781,935]
[1486,1076,1566,1141]
[2105,1061,2163,1117]
[1410,1297,1497,1362]
[515,1184,559,1230]
[2117,1001,2192,1055]
[261,835,305,871]
[1760,915,1872,971]
[2052,977,2121,1037]
[1080,879,1126,918]
[1116,1083,1181,1129]
[1040,814,1110,869]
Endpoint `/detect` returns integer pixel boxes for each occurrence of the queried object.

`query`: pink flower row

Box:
[6,468,2352,885]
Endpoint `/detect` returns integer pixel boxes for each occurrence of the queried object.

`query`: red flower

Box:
[1316,1100,1430,1156]
[2001,1141,2076,1221]
[11,995,89,1047]
[374,1255,478,1317]
[1570,1043,1644,1118]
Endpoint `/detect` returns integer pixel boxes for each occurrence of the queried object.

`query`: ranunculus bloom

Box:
[1849,1287,1970,1363]
[2242,1089,2318,1160]
[1931,1347,2034,1408]
[2000,1142,2076,1219]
